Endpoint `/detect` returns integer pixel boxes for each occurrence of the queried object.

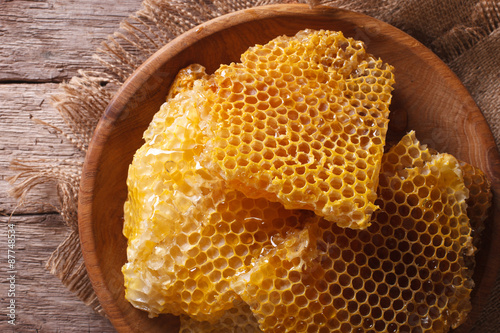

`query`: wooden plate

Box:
[78,4,500,332]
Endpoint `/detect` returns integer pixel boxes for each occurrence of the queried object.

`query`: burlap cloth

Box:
[9,0,500,331]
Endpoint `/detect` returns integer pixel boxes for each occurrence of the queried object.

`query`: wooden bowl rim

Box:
[79,3,500,332]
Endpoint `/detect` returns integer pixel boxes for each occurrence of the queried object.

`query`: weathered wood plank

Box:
[0,83,82,215]
[0,0,145,331]
[0,214,115,331]
[0,0,143,82]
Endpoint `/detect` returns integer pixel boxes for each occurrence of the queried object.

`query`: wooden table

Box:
[3,1,499,332]
[0,0,142,331]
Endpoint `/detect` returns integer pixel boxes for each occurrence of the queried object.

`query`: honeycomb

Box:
[202,29,395,228]
[122,29,491,333]
[122,78,226,318]
[459,161,492,248]
[235,131,474,333]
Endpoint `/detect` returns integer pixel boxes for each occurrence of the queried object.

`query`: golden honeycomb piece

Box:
[122,79,226,318]
[236,132,474,333]
[123,80,218,255]
[202,29,395,228]
[412,143,492,270]
[455,161,491,275]
[459,160,492,247]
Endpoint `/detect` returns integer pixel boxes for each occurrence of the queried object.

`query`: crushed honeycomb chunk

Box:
[202,29,395,228]
[234,132,474,333]
[122,79,226,318]
[123,74,319,321]
[122,74,317,320]
[167,63,209,100]
[125,178,317,321]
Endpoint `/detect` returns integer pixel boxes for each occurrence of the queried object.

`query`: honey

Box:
[122,30,490,333]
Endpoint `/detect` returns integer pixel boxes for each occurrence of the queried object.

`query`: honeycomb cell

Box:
[201,29,395,229]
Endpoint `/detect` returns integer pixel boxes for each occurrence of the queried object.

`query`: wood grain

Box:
[0,214,115,332]
[0,83,80,215]
[79,4,500,333]
[0,0,142,331]
[0,0,142,83]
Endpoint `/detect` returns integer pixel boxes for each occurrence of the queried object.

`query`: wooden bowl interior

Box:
[79,4,500,333]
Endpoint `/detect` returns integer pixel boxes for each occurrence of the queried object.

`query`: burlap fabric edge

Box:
[8,0,500,330]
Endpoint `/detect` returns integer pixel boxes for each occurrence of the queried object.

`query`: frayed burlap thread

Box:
[8,0,500,330]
